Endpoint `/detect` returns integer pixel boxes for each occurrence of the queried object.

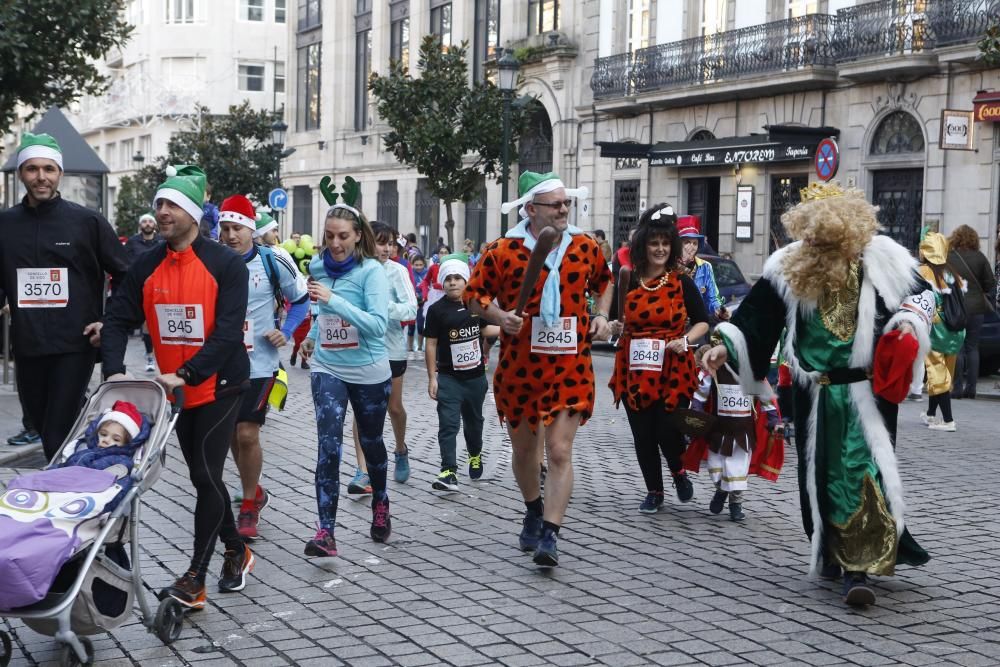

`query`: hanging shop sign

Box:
[735,185,754,243]
[973,91,1000,122]
[940,109,975,150]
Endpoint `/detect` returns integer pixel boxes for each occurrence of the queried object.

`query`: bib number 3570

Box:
[16,267,68,308]
[156,304,206,346]
[530,317,577,355]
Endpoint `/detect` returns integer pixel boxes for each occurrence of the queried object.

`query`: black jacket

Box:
[948,248,996,316]
[124,233,163,267]
[0,194,128,358]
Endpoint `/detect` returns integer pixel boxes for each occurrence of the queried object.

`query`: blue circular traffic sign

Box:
[268,188,288,210]
[814,138,839,182]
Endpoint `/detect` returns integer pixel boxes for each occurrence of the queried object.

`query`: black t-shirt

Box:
[425,297,486,379]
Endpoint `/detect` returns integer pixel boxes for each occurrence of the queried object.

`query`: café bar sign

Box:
[650,142,816,167]
[973,91,1000,122]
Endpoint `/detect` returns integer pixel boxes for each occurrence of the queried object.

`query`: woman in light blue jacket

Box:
[300,204,391,557]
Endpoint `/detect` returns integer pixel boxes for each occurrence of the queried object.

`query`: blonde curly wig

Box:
[780,190,880,302]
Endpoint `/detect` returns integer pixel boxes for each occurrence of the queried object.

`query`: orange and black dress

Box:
[610,271,708,496]
[465,233,612,431]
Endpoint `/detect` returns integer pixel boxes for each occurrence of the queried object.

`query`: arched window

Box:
[518,101,553,174]
[690,129,715,141]
[870,111,925,155]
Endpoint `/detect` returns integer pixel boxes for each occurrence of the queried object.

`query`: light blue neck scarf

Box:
[506,219,582,326]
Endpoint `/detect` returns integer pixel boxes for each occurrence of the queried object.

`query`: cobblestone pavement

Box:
[2,339,999,667]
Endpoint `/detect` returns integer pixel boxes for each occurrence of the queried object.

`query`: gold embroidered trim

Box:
[828,473,898,576]
[818,261,860,342]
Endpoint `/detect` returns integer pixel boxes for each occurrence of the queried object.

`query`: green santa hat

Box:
[254,209,278,238]
[17,132,63,170]
[138,212,156,224]
[500,170,588,216]
[154,165,207,223]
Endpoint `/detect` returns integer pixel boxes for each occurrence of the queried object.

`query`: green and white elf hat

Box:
[154,165,207,223]
[254,209,278,238]
[17,133,63,170]
[138,212,156,223]
[499,170,588,216]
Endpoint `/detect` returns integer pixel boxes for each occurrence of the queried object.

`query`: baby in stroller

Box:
[0,401,150,611]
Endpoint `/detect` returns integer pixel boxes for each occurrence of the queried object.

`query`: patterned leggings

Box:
[311,372,391,531]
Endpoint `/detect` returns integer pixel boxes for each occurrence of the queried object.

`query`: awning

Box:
[596,141,652,159]
[647,125,839,168]
[2,107,109,174]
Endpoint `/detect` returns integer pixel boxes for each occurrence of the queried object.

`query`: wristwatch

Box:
[175,366,191,384]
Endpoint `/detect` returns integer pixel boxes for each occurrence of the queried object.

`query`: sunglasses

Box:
[531,199,573,210]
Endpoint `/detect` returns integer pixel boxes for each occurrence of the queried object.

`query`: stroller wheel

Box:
[58,636,93,667]
[1,629,12,667]
[155,598,185,644]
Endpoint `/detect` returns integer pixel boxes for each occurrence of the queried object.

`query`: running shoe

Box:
[145,355,156,372]
[237,508,259,541]
[920,413,940,426]
[218,544,255,593]
[255,486,271,512]
[370,497,391,542]
[432,470,459,492]
[159,571,207,609]
[518,510,544,552]
[394,449,410,483]
[842,572,876,607]
[304,527,338,557]
[638,493,663,514]
[709,490,728,515]
[533,529,559,567]
[7,428,41,446]
[468,453,484,481]
[928,420,957,432]
[347,469,372,495]
[729,502,745,522]
[672,473,694,503]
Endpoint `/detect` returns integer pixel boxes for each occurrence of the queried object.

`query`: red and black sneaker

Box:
[237,507,260,541]
[159,571,207,609]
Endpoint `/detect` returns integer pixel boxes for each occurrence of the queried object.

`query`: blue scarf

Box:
[505,219,581,326]
[322,249,357,280]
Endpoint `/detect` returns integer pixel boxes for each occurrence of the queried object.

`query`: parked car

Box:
[979,308,1000,376]
[701,254,751,316]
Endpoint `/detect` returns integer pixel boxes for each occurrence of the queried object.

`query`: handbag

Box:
[952,251,997,315]
[941,282,967,332]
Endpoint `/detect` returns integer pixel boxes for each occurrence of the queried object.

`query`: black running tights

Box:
[174,392,244,578]
[624,398,688,494]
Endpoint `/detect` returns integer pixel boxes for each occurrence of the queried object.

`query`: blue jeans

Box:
[436,373,488,471]
[311,373,391,531]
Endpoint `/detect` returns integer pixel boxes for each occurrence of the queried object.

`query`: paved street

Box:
[2,338,1000,667]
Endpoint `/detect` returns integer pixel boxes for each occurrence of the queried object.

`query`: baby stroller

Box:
[0,381,186,667]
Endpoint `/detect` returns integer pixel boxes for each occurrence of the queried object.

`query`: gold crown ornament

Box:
[798,181,847,202]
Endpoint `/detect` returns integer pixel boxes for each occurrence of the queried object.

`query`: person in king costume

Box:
[465,171,613,568]
[702,182,934,606]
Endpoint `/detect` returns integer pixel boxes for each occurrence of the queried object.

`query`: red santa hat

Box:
[99,401,142,440]
[872,329,919,404]
[218,194,257,230]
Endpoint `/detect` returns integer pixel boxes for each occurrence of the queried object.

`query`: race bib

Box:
[243,319,254,352]
[629,338,664,372]
[318,314,359,350]
[16,267,68,308]
[717,383,752,417]
[155,304,206,346]
[530,317,577,355]
[450,338,482,371]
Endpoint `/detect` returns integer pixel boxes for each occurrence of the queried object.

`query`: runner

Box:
[466,171,613,567]
[0,132,128,459]
[607,204,709,513]
[101,164,255,608]
[124,212,162,372]
[217,194,309,540]
[299,199,393,556]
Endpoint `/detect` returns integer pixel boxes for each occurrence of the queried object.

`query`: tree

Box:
[370,36,524,248]
[165,102,282,202]
[0,0,132,135]
[114,163,165,236]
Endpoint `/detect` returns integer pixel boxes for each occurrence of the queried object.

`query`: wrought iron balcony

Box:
[591,14,837,100]
[834,0,935,62]
[927,0,1000,49]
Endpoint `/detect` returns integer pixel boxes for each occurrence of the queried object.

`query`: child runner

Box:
[424,257,499,491]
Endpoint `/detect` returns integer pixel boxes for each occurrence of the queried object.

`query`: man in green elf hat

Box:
[0,132,128,459]
[102,165,255,608]
[466,170,614,568]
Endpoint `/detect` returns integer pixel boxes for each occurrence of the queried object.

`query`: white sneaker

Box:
[928,421,956,432]
[920,413,939,426]
[145,355,156,372]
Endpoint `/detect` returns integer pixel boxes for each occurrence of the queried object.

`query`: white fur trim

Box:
[219,210,256,230]
[714,322,774,399]
[153,187,204,224]
[253,221,278,238]
[803,382,823,573]
[501,178,589,215]
[17,145,63,170]
[99,411,140,439]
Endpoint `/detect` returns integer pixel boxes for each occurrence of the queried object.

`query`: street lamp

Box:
[132,151,145,166]
[498,49,519,235]
[271,118,290,224]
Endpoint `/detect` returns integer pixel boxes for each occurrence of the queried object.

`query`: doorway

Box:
[872,169,923,253]
[613,180,640,252]
[686,177,720,252]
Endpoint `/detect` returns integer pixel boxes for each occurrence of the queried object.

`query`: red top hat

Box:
[677,215,703,238]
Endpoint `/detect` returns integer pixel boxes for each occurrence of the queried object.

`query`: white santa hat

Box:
[438,257,471,283]
[98,400,142,440]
